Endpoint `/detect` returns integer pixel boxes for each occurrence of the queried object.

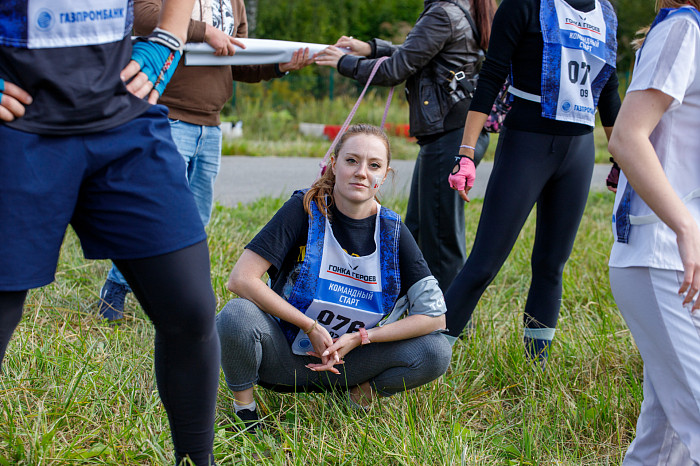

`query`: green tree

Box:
[241,0,423,100]
[253,0,423,44]
[611,0,657,88]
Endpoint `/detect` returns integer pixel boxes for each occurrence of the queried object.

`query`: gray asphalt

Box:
[213,156,611,206]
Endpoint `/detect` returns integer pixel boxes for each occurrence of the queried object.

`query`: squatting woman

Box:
[216,125,451,428]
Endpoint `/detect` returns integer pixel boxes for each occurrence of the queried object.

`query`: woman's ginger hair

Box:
[633,1,700,49]
[303,124,392,218]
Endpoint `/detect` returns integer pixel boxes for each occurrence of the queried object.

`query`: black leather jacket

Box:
[337,0,482,137]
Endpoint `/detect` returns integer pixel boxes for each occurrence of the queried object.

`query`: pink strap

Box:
[359,327,371,345]
[318,56,395,177]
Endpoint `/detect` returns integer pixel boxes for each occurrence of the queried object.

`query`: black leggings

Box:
[0,241,219,465]
[445,128,595,338]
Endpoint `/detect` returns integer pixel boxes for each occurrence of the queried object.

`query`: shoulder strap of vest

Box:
[377,205,402,313]
[637,7,699,62]
[652,6,700,31]
[378,204,401,222]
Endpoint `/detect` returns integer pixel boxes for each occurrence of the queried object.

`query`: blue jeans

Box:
[169,119,222,226]
[107,120,222,288]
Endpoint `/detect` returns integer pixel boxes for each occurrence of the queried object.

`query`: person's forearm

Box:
[135,0,206,42]
[133,0,161,35]
[231,276,314,331]
[611,135,695,236]
[598,72,621,128]
[339,8,454,87]
[608,91,694,237]
[603,126,613,141]
[156,0,196,43]
[366,314,445,343]
[459,111,489,158]
[231,64,279,83]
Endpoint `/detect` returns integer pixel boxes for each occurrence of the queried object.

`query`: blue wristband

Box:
[131,40,181,97]
[0,78,5,93]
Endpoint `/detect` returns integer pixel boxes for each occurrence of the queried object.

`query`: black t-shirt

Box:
[470,0,621,135]
[0,36,151,135]
[246,192,432,299]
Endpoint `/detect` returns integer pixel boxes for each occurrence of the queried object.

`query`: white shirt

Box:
[191,0,234,35]
[609,11,700,270]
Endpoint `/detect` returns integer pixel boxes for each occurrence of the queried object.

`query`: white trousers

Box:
[610,266,700,465]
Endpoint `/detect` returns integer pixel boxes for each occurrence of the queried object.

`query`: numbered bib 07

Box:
[291,300,384,356]
[556,48,605,124]
[553,0,607,125]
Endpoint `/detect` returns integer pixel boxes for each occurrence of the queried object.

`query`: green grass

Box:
[222,94,614,164]
[1,192,640,465]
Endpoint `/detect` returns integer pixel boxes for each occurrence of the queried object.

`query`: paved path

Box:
[214,156,610,206]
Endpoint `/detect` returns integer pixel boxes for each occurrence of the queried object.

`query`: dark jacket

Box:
[337,0,482,137]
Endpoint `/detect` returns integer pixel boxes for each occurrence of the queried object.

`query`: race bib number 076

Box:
[290,299,384,355]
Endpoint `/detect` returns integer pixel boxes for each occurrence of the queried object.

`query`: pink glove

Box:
[448,156,476,192]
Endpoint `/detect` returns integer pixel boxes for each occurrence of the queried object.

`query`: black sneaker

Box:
[235,409,260,433]
[98,279,129,322]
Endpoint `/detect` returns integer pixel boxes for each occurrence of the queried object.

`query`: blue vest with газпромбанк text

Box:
[0,0,149,135]
[278,193,401,355]
[508,0,617,127]
[0,0,132,49]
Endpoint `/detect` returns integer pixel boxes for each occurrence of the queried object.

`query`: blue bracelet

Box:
[0,78,5,93]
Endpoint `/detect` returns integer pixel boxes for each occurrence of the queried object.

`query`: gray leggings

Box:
[216,298,452,397]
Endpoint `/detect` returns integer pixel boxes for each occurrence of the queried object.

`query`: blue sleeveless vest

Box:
[643,6,700,55]
[279,193,402,345]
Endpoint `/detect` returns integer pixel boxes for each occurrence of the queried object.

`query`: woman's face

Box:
[332,134,389,212]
